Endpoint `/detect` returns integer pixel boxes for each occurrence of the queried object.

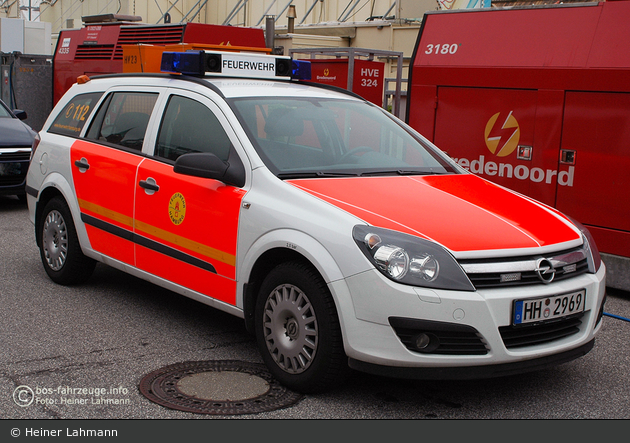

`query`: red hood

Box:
[288,174,581,254]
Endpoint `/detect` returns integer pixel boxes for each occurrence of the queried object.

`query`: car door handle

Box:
[139,177,160,194]
[74,157,90,171]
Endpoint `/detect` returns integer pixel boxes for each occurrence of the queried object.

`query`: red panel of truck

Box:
[407,1,630,264]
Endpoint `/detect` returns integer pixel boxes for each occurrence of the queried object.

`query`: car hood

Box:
[0,117,35,147]
[288,174,582,256]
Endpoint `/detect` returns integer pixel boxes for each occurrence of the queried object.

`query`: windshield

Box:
[230,97,458,178]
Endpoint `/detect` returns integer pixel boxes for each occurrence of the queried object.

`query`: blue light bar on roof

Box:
[291,59,311,80]
[161,51,205,75]
[160,50,311,81]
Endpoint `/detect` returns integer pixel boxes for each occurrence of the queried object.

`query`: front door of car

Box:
[71,90,159,265]
[133,92,247,305]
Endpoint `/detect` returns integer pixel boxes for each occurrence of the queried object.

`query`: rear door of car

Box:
[70,88,160,265]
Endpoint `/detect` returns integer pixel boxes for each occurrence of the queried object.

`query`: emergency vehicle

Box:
[26,49,606,393]
[406,1,630,291]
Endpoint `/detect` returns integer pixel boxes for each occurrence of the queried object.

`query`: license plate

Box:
[512,290,586,325]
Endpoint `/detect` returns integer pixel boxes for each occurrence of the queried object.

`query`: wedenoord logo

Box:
[452,111,574,187]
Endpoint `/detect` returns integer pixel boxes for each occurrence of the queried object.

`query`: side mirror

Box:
[13,109,27,120]
[173,151,246,188]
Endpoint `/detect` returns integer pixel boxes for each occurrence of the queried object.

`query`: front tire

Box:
[254,261,349,393]
[37,196,96,285]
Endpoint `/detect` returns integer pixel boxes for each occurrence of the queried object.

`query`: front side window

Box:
[86,92,158,150]
[230,97,458,178]
[155,95,231,162]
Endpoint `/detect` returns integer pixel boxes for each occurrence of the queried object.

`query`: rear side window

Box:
[49,92,103,137]
[86,92,158,150]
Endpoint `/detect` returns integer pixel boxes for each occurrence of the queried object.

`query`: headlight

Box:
[568,217,602,273]
[353,225,474,291]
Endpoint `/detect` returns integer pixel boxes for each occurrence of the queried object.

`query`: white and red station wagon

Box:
[26,50,606,393]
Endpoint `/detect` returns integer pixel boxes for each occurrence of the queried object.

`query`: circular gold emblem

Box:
[169,193,186,225]
[484,111,520,158]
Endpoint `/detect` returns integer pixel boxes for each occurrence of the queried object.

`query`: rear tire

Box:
[38,196,96,285]
[254,261,349,393]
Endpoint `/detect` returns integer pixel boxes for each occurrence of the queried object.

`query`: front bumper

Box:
[333,262,606,378]
[348,338,595,380]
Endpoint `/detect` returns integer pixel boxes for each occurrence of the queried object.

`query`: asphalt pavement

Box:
[1,195,629,422]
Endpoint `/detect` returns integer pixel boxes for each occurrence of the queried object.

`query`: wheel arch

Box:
[34,178,73,247]
[243,247,313,333]
[34,174,93,253]
[239,229,347,335]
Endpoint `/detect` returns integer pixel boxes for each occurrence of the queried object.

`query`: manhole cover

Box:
[139,360,303,415]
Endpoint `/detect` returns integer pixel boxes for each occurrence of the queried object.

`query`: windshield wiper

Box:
[359,169,447,177]
[278,169,448,179]
[277,171,360,179]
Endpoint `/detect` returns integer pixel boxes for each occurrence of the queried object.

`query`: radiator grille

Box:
[0,150,31,161]
[459,246,590,289]
[468,259,589,288]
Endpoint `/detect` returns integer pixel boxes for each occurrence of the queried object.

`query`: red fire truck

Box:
[52,14,267,105]
[406,1,630,291]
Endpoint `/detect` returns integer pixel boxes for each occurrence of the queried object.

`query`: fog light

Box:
[415,333,431,350]
[412,332,439,353]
